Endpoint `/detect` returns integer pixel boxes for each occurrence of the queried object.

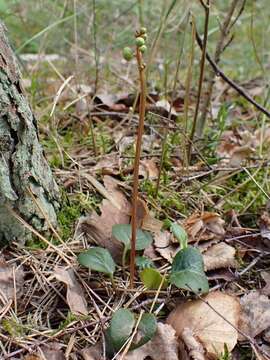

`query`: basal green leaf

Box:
[77,247,115,276]
[112,224,152,250]
[130,313,157,350]
[170,222,188,249]
[170,247,209,294]
[140,268,168,290]
[105,308,135,356]
[136,256,154,270]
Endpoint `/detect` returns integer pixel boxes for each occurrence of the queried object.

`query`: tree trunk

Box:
[0,23,59,245]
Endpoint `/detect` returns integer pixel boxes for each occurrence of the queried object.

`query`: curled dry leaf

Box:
[239,291,270,341]
[0,257,24,309]
[154,231,178,263]
[182,327,206,360]
[167,291,240,358]
[137,199,163,234]
[54,267,88,316]
[203,243,237,271]
[184,212,225,243]
[122,323,179,360]
[77,175,131,261]
[139,159,159,180]
[216,130,256,167]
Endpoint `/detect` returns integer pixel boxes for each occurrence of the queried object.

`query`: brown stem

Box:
[183,16,196,167]
[130,47,146,288]
[187,0,210,162]
[196,0,241,138]
[155,13,189,197]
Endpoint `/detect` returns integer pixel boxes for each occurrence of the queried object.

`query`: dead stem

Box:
[196,0,242,137]
[155,12,189,197]
[130,47,146,288]
[187,0,210,162]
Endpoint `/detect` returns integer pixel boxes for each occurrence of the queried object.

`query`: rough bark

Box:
[0,23,59,245]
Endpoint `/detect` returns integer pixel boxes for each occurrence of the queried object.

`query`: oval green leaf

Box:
[169,246,209,294]
[130,313,157,350]
[170,222,188,249]
[112,224,152,250]
[105,308,135,356]
[77,247,116,276]
[140,268,168,290]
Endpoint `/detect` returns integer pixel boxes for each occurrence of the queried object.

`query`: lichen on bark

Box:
[0,23,59,245]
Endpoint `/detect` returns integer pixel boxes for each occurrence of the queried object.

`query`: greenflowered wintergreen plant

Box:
[77,247,116,288]
[169,223,208,293]
[122,28,148,288]
[140,268,168,290]
[170,222,188,249]
[169,246,209,293]
[139,225,209,294]
[112,224,152,267]
[105,308,157,357]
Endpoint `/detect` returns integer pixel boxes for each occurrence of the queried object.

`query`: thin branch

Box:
[196,0,240,137]
[196,31,270,118]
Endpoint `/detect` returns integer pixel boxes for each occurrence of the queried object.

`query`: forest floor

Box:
[1,1,270,359]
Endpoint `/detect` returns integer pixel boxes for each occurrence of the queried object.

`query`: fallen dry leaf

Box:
[261,271,270,296]
[81,343,103,360]
[154,231,178,263]
[122,323,179,360]
[184,212,225,243]
[0,257,24,309]
[117,134,156,154]
[148,99,177,118]
[203,243,237,271]
[182,327,206,360]
[54,267,88,316]
[92,153,121,176]
[139,159,159,180]
[239,291,270,340]
[167,291,240,358]
[136,198,163,233]
[207,269,236,282]
[259,211,270,246]
[216,130,256,167]
[37,343,65,360]
[77,175,131,261]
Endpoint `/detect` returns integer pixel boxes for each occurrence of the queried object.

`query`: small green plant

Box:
[105,308,157,357]
[140,224,209,294]
[140,268,167,290]
[112,224,152,266]
[169,246,209,293]
[122,27,148,287]
[78,247,116,287]
[170,222,188,249]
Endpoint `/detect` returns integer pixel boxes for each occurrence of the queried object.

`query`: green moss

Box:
[2,317,25,337]
[58,199,82,240]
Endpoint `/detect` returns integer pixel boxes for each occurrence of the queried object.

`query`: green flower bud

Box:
[135,37,145,47]
[139,45,147,53]
[140,27,147,34]
[141,33,148,41]
[122,47,133,61]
